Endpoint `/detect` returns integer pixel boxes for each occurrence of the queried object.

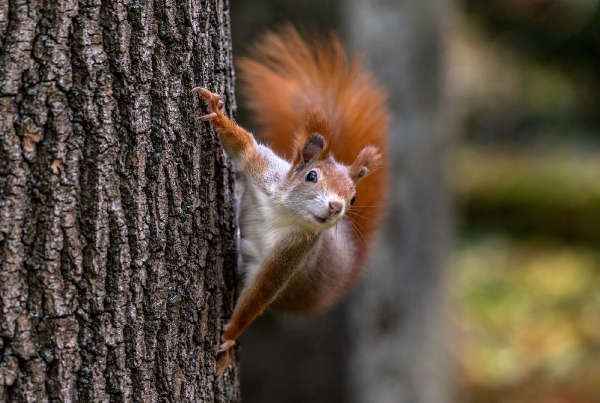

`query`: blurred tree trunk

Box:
[344,0,455,402]
[0,0,240,401]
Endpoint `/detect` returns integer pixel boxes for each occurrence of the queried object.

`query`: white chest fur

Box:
[236,146,296,281]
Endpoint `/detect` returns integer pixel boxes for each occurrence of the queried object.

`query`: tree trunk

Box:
[344,0,455,402]
[0,0,240,401]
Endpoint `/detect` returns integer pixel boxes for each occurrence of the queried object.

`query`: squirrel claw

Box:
[200,112,217,122]
[191,87,213,99]
[193,87,225,127]
[215,339,235,378]
[218,339,235,353]
[192,87,223,108]
[215,349,231,378]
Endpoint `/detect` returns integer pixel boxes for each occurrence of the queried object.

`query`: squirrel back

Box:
[238,27,390,275]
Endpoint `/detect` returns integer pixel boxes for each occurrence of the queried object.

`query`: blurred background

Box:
[229,0,600,402]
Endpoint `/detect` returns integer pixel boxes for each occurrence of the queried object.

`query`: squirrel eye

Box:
[305,170,318,183]
[350,196,356,205]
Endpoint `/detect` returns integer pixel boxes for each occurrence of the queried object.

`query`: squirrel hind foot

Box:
[215,340,236,378]
[218,339,235,353]
[215,350,231,378]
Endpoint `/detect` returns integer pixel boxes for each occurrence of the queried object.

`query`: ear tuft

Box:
[301,133,326,164]
[358,166,368,179]
[349,145,382,183]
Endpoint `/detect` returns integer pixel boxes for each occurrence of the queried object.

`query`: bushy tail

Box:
[238,26,390,267]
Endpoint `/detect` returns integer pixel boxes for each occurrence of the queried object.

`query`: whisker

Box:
[347,209,380,221]
[345,213,368,233]
[350,207,385,217]
[345,218,362,246]
[323,222,337,279]
[345,216,368,247]
[349,206,382,216]
[335,219,338,243]
[347,210,389,232]
[341,220,351,259]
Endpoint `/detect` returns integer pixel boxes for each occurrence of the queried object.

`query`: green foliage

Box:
[453,147,600,242]
[464,0,600,63]
[462,0,600,134]
[454,236,600,401]
[453,146,600,401]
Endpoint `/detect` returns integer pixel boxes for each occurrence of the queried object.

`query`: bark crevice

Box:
[0,0,240,401]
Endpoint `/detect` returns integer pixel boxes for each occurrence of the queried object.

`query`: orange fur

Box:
[238,26,390,268]
[193,87,269,177]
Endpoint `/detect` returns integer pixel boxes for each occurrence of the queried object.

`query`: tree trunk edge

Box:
[0,0,241,401]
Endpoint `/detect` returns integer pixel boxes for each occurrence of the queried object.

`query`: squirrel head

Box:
[282,132,382,231]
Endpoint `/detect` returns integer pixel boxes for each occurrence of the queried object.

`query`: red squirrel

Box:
[192,26,390,376]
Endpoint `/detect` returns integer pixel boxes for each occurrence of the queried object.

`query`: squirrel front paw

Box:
[192,87,225,126]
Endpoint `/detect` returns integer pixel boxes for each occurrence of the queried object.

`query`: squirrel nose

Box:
[329,201,342,215]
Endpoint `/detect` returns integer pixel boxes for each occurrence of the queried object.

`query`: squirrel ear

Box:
[349,145,382,183]
[299,133,326,164]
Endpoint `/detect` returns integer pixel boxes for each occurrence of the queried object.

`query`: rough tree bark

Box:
[0,0,240,401]
[345,0,455,402]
